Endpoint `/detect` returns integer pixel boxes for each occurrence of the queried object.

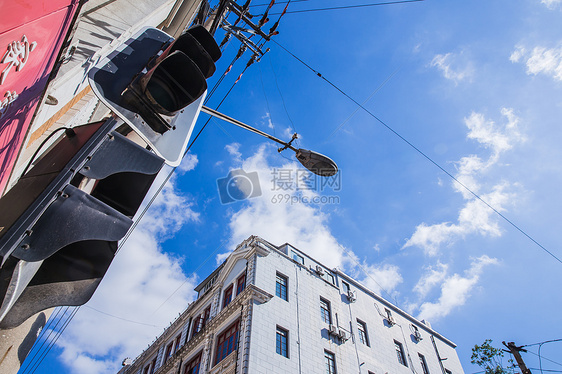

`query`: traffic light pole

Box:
[502,341,531,374]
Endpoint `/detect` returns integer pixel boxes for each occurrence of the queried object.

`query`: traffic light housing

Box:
[89,25,221,165]
[0,24,221,329]
[0,119,164,328]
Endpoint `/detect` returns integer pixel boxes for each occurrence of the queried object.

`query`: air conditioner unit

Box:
[413,330,423,341]
[328,324,338,335]
[346,290,357,302]
[338,329,348,341]
[315,265,325,275]
[386,316,396,326]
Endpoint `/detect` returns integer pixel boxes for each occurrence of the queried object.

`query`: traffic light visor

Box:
[141,51,207,116]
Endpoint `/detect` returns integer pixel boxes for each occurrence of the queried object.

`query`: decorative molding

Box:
[154,285,271,374]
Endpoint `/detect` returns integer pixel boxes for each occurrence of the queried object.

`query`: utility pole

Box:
[502,341,531,374]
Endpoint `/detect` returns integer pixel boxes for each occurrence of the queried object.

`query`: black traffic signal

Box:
[89,25,221,166]
[0,119,164,328]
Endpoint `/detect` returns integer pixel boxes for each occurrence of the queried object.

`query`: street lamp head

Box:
[295,149,338,177]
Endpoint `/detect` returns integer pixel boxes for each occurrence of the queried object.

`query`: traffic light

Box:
[89,25,221,166]
[0,119,164,328]
[0,24,221,329]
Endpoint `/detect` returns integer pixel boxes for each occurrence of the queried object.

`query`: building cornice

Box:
[155,284,272,374]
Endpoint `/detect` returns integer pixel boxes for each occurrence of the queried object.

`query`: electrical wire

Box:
[268,54,299,145]
[258,59,277,137]
[83,305,164,328]
[21,127,74,176]
[523,339,562,347]
[526,350,562,368]
[269,0,424,15]
[29,307,81,374]
[149,240,228,316]
[272,39,562,266]
[251,0,311,6]
[21,306,80,374]
[338,245,397,305]
[19,307,68,374]
[327,62,404,140]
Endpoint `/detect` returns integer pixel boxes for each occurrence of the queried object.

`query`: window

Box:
[357,319,369,346]
[164,341,174,363]
[368,372,375,374]
[320,298,332,324]
[173,334,181,353]
[419,353,429,374]
[324,350,337,374]
[385,308,395,325]
[191,315,200,336]
[214,320,240,365]
[291,251,304,264]
[192,305,210,336]
[394,340,407,366]
[149,357,157,374]
[324,272,335,284]
[236,273,246,296]
[183,352,202,374]
[342,281,350,294]
[276,273,288,301]
[201,305,211,330]
[445,370,452,374]
[222,284,233,309]
[276,326,289,358]
[143,357,157,374]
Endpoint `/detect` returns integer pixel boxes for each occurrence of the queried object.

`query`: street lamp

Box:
[201,106,338,177]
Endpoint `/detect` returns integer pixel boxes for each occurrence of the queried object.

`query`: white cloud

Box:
[359,263,403,296]
[177,153,198,174]
[541,0,561,9]
[56,169,200,374]
[430,52,473,84]
[262,112,274,129]
[403,109,522,255]
[225,143,242,163]
[219,144,405,298]
[416,256,498,321]
[221,145,347,269]
[413,263,449,299]
[511,44,562,81]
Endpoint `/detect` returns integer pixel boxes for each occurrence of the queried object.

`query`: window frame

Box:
[357,319,369,346]
[320,297,332,324]
[291,250,305,264]
[324,272,335,284]
[222,284,233,309]
[276,272,288,301]
[276,326,289,358]
[324,350,337,374]
[173,333,182,353]
[214,320,240,365]
[164,341,174,364]
[342,280,350,294]
[236,273,246,296]
[183,352,202,374]
[394,340,407,366]
[419,353,430,374]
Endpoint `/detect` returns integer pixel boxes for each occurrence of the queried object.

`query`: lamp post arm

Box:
[201,105,298,152]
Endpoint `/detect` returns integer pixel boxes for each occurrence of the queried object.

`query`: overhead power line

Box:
[272,39,562,266]
[269,0,424,15]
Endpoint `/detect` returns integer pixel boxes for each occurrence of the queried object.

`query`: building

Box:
[118,236,465,374]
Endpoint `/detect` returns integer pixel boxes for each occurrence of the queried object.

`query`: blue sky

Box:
[25,0,562,373]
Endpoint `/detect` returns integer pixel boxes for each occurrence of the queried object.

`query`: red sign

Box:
[0,0,81,195]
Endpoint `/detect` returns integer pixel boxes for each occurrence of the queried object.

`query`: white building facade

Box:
[118,236,465,374]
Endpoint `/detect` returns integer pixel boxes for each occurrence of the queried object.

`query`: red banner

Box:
[0,0,81,195]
